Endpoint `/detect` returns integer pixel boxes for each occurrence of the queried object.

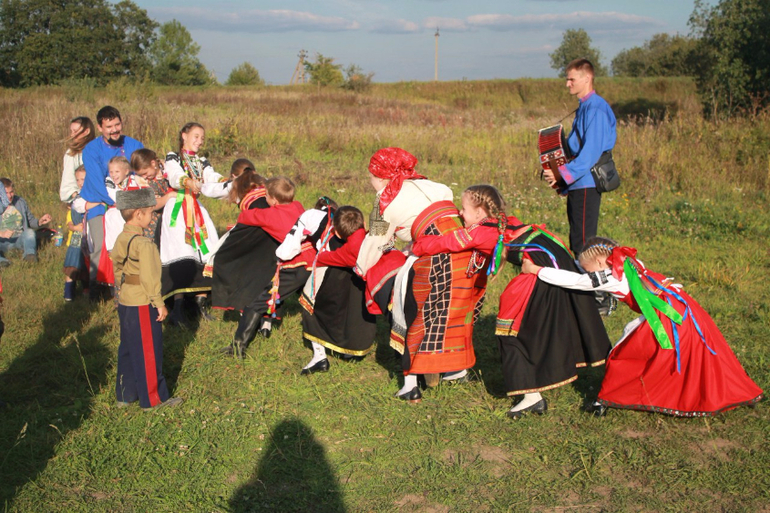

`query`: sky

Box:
[135,0,707,85]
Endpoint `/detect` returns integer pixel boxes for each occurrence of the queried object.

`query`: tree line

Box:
[1,0,766,117]
[549,0,770,118]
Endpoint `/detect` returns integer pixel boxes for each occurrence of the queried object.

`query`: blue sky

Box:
[136,1,707,84]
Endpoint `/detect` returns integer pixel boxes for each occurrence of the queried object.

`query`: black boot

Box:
[169,297,191,330]
[195,295,215,322]
[221,309,260,358]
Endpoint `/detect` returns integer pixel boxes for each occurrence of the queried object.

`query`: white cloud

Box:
[372,18,421,34]
[422,17,469,32]
[466,11,662,33]
[151,7,360,33]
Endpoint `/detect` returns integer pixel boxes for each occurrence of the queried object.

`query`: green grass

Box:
[0,79,769,511]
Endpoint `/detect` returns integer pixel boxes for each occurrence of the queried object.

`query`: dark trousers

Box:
[244,267,311,318]
[566,187,601,254]
[117,304,169,408]
[87,215,104,285]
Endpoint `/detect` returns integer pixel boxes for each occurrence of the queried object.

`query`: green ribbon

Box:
[624,258,682,350]
[169,189,185,228]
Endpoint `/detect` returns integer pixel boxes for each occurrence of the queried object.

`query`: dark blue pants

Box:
[567,187,602,254]
[117,304,169,408]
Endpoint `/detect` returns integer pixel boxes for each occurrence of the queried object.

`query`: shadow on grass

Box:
[471,313,507,398]
[0,300,111,507]
[230,418,346,513]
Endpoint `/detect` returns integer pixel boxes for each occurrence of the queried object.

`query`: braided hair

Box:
[577,236,618,267]
[463,184,507,276]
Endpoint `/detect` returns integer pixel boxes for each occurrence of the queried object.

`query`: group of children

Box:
[58,129,763,417]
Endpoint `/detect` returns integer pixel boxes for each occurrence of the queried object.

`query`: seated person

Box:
[0,178,52,266]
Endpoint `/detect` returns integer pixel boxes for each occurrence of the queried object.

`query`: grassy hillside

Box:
[0,78,768,511]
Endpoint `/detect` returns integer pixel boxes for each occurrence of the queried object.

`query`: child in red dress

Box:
[523,237,763,416]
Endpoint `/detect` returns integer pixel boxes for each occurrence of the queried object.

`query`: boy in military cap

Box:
[112,188,182,410]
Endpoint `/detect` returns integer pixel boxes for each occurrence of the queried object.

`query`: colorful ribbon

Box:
[623,258,682,352]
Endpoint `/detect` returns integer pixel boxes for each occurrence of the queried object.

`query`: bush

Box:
[342,65,374,93]
[226,62,264,86]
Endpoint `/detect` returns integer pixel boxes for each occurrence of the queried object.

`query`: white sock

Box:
[442,369,468,381]
[260,318,272,331]
[396,374,419,396]
[510,392,543,412]
[303,342,327,369]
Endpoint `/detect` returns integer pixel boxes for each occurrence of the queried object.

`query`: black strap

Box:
[121,235,141,266]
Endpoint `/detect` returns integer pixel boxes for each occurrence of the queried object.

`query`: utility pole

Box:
[434,27,439,82]
[290,49,308,85]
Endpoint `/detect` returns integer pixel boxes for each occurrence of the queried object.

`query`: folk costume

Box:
[81,135,143,293]
[160,151,229,298]
[536,247,764,416]
[357,148,478,383]
[300,227,377,366]
[559,91,616,253]
[210,187,279,312]
[495,223,611,398]
[226,200,317,355]
[112,188,170,409]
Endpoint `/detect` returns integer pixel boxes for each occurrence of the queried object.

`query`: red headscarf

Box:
[605,246,639,280]
[368,147,426,213]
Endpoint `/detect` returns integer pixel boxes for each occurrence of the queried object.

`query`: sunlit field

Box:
[0,78,768,511]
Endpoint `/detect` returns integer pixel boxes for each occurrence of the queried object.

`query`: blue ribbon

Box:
[506,243,559,269]
[646,274,717,374]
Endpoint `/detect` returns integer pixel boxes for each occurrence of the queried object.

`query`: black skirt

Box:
[211,223,279,311]
[498,228,611,395]
[302,266,377,356]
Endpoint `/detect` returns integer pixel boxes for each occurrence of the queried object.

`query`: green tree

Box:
[148,20,213,86]
[226,62,264,86]
[0,0,156,87]
[304,53,343,87]
[689,0,770,118]
[549,29,607,77]
[612,33,698,77]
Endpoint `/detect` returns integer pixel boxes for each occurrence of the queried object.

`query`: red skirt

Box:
[395,201,487,375]
[599,290,763,416]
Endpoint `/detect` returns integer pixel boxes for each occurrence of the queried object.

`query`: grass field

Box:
[0,78,768,512]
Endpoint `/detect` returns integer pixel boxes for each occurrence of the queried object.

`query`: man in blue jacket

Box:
[543,58,616,253]
[80,106,143,300]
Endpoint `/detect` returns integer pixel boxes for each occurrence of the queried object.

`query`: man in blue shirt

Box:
[543,59,616,253]
[80,106,143,299]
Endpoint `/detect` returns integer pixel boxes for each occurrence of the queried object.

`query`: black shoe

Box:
[259,327,271,338]
[506,398,548,420]
[228,309,260,356]
[195,295,215,322]
[220,344,244,358]
[396,386,422,404]
[300,358,330,375]
[587,402,608,417]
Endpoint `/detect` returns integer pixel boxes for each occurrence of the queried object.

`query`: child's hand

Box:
[189,179,202,194]
[39,214,52,225]
[521,258,541,275]
[157,305,168,321]
[73,223,84,232]
[0,229,14,238]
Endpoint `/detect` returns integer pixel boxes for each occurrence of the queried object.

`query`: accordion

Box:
[538,124,573,192]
